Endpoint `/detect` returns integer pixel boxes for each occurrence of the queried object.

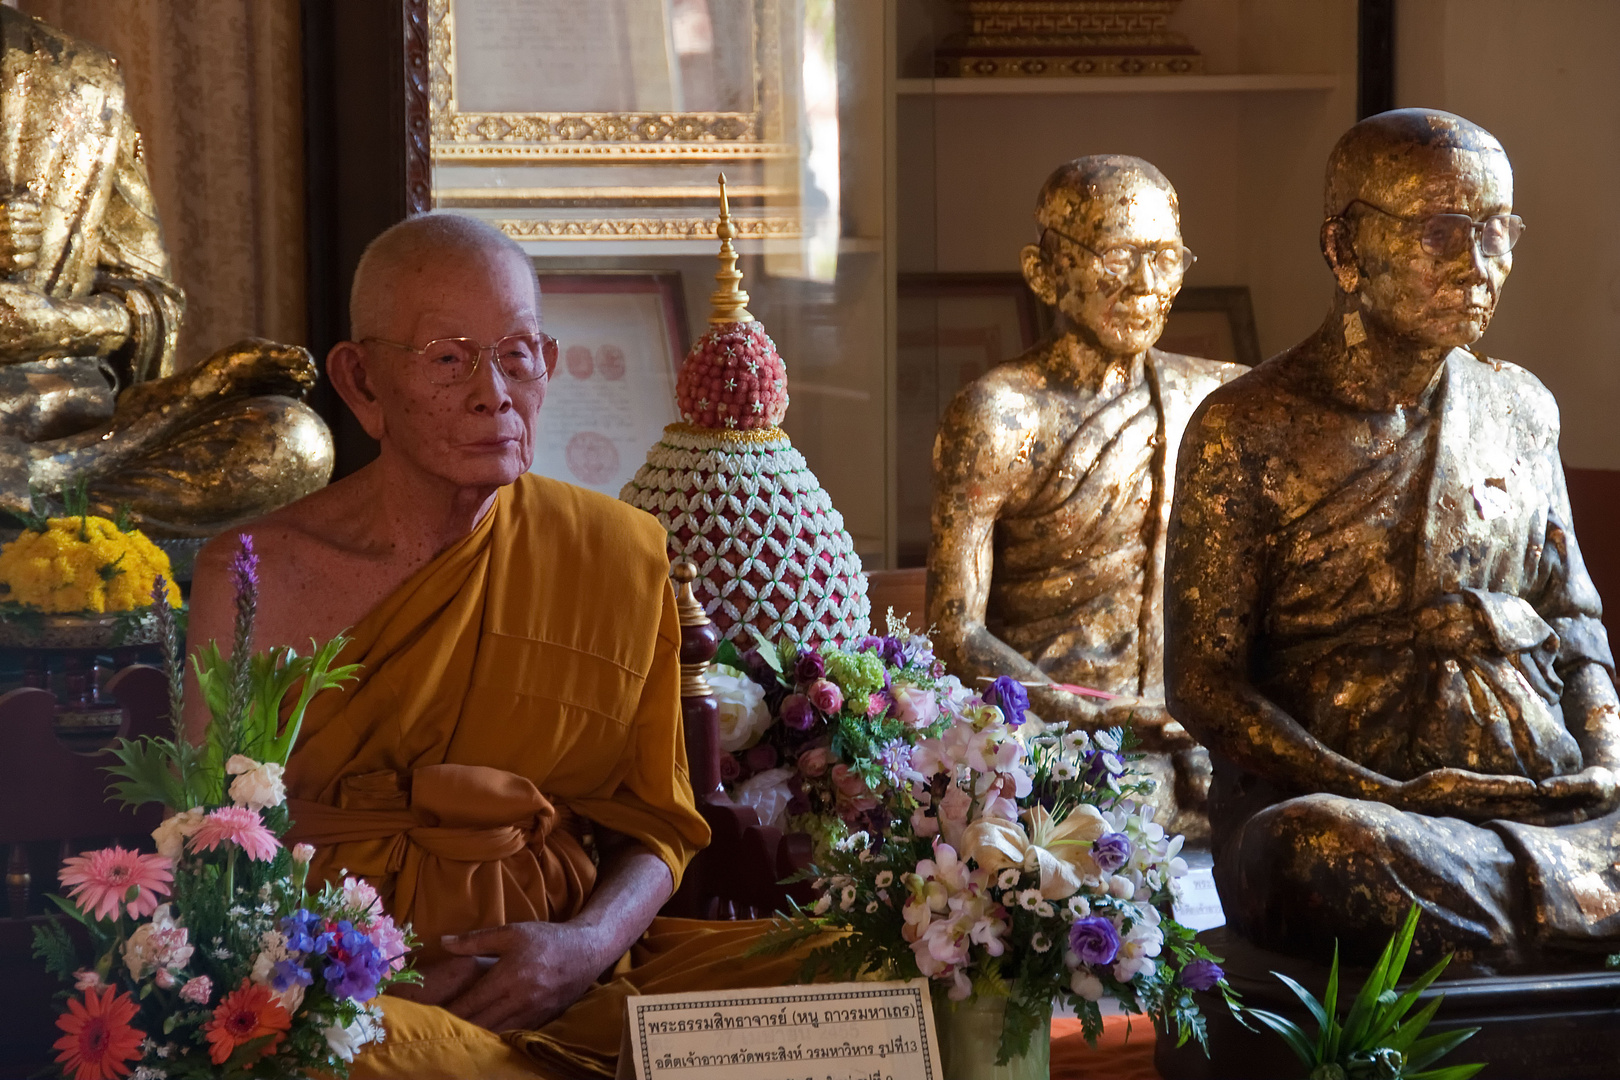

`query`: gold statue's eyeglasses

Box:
[1043,227,1197,282]
[362,333,558,386]
[1339,199,1525,259]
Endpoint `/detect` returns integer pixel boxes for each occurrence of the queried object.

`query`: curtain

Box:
[17,0,305,369]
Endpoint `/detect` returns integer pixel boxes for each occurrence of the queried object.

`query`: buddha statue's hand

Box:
[0,282,130,364]
[115,338,318,417]
[1036,687,1198,751]
[0,195,42,273]
[1391,767,1544,821]
[1537,766,1620,819]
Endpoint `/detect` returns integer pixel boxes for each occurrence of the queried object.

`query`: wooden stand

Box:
[661,558,812,920]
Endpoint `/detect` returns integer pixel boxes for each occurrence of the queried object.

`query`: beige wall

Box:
[901,0,1361,360]
[1397,0,1620,470]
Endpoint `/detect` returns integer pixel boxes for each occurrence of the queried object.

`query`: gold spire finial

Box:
[709,173,754,325]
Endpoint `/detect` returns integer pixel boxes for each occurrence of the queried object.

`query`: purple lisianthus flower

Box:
[1069,916,1121,966]
[1180,958,1224,992]
[744,743,779,771]
[794,649,826,684]
[986,675,1029,726]
[781,693,816,731]
[807,678,843,715]
[1092,832,1133,874]
[270,959,313,993]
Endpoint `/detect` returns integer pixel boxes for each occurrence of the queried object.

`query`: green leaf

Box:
[1382,997,1444,1058]
[1382,903,1421,994]
[1341,927,1398,1051]
[45,892,94,927]
[101,735,185,810]
[1401,1019,1478,1070]
[1321,943,1342,1062]
[1271,971,1327,1032]
[1245,1008,1317,1067]
[1364,953,1452,1048]
[30,919,79,981]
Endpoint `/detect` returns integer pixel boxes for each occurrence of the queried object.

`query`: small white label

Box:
[620,978,941,1080]
[1171,866,1227,932]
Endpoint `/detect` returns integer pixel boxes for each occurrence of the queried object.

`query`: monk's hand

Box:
[390,954,490,1008]
[439,920,606,1032]
[1538,766,1620,816]
[1392,767,1541,820]
[1045,692,1197,752]
[0,195,42,273]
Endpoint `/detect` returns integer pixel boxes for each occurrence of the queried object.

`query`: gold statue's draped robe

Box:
[0,8,182,441]
[285,475,800,1079]
[1208,350,1620,969]
[990,351,1242,700]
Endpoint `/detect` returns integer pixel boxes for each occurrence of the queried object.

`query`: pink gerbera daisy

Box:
[58,847,173,922]
[190,806,280,862]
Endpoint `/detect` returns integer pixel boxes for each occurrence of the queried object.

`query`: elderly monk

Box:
[929,155,1245,838]
[0,7,330,536]
[1166,109,1620,971]
[185,213,799,1078]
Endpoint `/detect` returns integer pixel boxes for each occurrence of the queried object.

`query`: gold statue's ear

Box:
[1020,243,1060,307]
[1321,217,1362,294]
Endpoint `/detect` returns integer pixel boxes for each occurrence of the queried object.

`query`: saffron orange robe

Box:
[284,475,799,1078]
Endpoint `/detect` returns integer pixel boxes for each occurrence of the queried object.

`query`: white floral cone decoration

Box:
[621,175,870,647]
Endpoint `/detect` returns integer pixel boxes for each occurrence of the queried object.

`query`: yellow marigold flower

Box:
[0,515,178,614]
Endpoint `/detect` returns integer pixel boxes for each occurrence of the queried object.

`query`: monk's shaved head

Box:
[1035,155,1180,240]
[349,213,536,340]
[1325,108,1509,218]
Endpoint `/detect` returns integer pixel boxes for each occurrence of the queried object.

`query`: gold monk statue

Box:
[1167,108,1620,970]
[929,155,1245,837]
[0,8,331,537]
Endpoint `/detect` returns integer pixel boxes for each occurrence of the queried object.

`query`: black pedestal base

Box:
[1156,929,1620,1080]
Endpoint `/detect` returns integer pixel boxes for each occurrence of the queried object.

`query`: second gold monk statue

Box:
[1167,108,1620,971]
[0,8,331,538]
[929,155,1245,839]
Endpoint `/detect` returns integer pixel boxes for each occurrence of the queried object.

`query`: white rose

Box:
[151,808,206,860]
[226,755,287,811]
[707,664,772,752]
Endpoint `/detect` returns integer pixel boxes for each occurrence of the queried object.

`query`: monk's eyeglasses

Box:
[362,333,558,386]
[1337,199,1525,259]
[1042,227,1196,283]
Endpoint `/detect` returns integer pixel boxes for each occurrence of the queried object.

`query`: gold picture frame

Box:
[428,0,792,165]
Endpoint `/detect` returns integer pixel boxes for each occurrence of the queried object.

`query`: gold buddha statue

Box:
[1166,108,1620,970]
[0,8,331,538]
[928,155,1246,838]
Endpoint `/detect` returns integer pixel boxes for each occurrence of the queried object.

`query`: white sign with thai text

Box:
[620,978,942,1080]
[1171,865,1227,932]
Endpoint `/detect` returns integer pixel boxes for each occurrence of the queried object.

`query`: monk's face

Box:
[363,249,545,488]
[1036,181,1182,356]
[1343,148,1514,348]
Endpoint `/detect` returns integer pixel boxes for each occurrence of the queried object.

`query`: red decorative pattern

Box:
[675,322,790,430]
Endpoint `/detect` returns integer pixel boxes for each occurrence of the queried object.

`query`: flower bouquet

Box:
[733,617,1233,1067]
[31,537,419,1079]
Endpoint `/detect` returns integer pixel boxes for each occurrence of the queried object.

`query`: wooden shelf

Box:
[896,74,1338,96]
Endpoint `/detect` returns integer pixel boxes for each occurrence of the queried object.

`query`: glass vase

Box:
[933,991,1051,1080]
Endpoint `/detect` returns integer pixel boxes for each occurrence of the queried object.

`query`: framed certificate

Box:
[529,271,689,496]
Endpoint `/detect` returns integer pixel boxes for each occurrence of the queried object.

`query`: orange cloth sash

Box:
[287,764,594,962]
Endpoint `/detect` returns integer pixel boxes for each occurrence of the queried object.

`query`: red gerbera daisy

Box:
[202,979,291,1066]
[53,985,143,1080]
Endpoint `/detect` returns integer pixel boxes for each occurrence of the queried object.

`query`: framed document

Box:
[530,272,689,497]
